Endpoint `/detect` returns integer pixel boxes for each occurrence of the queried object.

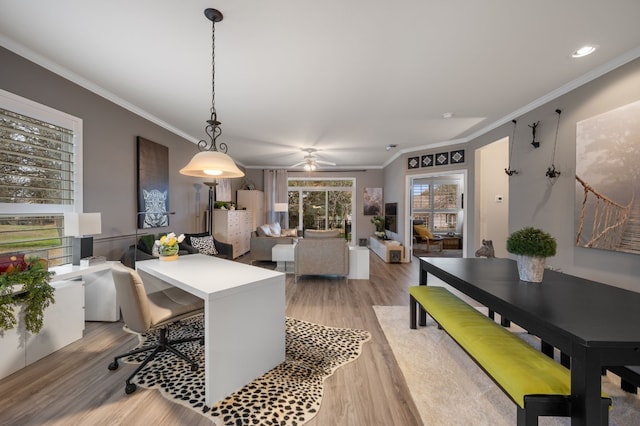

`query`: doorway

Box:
[408,172,465,258]
[474,137,509,257]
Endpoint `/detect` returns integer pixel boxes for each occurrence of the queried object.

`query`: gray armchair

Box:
[294,230,349,280]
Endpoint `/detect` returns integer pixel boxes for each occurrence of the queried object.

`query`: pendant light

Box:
[180,8,244,179]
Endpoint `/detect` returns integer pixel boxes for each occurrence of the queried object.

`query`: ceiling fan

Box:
[290,148,336,171]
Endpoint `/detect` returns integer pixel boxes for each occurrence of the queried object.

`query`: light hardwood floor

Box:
[0,252,424,426]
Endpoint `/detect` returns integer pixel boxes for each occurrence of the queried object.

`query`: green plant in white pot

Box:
[506,227,557,283]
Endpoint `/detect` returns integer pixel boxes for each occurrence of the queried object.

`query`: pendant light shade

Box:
[179,8,244,180]
[179,150,244,178]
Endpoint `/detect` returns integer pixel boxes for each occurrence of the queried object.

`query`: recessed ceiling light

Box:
[572,45,597,58]
[442,112,454,119]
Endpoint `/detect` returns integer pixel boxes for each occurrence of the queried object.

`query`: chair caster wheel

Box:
[108,361,119,370]
[190,363,198,372]
[125,383,137,394]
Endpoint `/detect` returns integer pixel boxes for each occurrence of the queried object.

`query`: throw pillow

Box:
[413,225,433,239]
[190,235,218,256]
[259,224,272,237]
[269,222,282,236]
[281,228,297,237]
[137,234,156,255]
[184,232,209,246]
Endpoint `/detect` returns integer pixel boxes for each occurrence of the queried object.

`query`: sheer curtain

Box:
[264,169,289,228]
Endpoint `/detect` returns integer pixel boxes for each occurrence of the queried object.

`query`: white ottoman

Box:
[272,243,295,273]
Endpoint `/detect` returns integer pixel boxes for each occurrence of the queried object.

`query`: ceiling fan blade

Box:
[290,161,305,167]
[316,160,337,166]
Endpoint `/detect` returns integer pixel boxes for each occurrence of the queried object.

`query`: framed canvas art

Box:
[137,137,169,229]
[363,187,383,216]
[575,99,640,254]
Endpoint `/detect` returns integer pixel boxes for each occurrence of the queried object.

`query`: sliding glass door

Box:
[288,179,354,241]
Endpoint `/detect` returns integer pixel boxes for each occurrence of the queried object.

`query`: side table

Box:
[348,246,369,279]
[272,243,296,273]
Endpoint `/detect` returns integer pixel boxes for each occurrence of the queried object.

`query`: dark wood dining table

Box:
[419,257,640,426]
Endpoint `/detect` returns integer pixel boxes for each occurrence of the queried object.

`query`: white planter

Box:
[516,255,546,283]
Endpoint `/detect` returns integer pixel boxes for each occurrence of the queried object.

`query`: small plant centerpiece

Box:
[506,227,557,282]
[0,255,55,334]
[155,232,184,261]
[371,215,385,238]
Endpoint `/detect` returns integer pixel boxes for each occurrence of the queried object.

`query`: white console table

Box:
[368,237,405,263]
[0,279,84,380]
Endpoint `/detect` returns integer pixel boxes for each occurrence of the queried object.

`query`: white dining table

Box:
[136,254,285,406]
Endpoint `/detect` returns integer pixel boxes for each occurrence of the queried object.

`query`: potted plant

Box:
[506,227,557,282]
[0,255,55,334]
[371,215,385,238]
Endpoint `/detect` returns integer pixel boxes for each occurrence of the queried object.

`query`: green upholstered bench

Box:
[409,285,611,426]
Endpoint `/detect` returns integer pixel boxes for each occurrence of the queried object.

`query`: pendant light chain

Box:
[198,10,227,154]
[210,18,216,118]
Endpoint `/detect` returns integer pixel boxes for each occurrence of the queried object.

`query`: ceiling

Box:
[1,1,639,170]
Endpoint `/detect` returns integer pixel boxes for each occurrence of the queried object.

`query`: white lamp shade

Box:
[64,212,102,236]
[274,203,289,212]
[179,151,245,178]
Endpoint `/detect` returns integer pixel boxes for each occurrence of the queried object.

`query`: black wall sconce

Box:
[505,119,519,176]
[545,109,562,184]
[529,121,540,148]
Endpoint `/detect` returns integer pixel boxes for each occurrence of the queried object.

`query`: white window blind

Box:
[0,107,75,205]
[0,90,82,266]
[412,178,462,234]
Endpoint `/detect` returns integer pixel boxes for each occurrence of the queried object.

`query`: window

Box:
[412,176,462,234]
[0,90,82,266]
[288,179,354,240]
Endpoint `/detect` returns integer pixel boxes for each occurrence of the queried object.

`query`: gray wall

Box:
[1,46,226,260]
[381,57,640,290]
[466,57,640,291]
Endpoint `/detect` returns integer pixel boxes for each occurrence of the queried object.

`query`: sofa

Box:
[120,232,233,268]
[249,223,298,262]
[294,229,349,279]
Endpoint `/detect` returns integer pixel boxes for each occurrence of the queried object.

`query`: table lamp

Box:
[64,212,102,265]
[274,203,288,227]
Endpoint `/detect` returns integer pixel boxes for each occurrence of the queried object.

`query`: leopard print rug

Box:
[124,316,371,425]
